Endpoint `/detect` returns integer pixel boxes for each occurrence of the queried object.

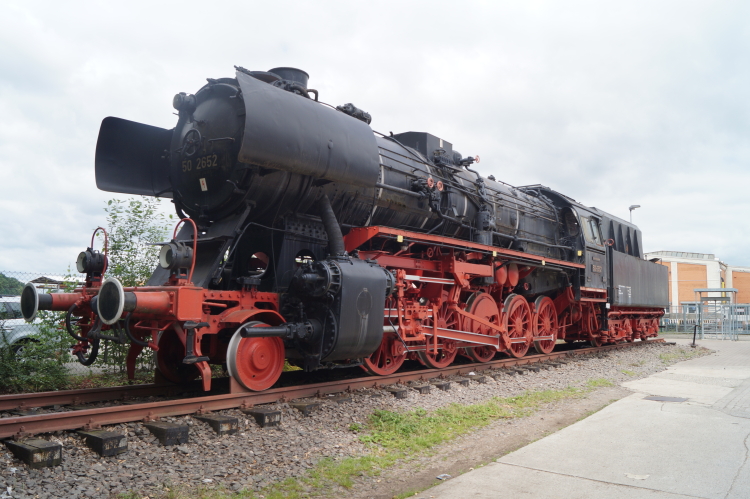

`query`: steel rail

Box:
[0,339,665,440]
[0,379,207,413]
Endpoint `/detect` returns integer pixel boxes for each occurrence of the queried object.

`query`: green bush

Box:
[0,320,71,393]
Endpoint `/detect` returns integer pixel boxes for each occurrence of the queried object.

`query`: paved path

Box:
[421,339,750,499]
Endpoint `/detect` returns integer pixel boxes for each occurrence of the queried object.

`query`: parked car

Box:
[0,295,43,354]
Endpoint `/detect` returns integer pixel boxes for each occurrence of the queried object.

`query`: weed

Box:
[586,378,614,388]
[621,370,636,376]
[659,347,706,364]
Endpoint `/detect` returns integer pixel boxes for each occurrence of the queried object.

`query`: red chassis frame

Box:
[345,226,664,374]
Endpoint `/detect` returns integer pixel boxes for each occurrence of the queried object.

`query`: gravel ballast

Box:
[0,343,709,498]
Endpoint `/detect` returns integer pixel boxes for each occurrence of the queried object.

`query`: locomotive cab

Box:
[579,212,607,290]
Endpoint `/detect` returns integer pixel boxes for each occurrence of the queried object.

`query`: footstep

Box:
[625,474,649,480]
[436,474,452,480]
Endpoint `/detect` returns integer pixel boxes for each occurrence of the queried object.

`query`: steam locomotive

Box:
[21,66,668,392]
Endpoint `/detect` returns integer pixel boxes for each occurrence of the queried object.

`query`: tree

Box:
[96,197,173,373]
[0,272,24,295]
[104,197,173,286]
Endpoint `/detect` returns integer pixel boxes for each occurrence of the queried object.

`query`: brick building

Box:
[644,251,750,307]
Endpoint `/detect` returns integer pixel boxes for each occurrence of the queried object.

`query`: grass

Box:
[586,378,614,388]
[621,370,636,376]
[659,346,707,364]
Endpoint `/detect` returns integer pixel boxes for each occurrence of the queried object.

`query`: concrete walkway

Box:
[421,339,750,499]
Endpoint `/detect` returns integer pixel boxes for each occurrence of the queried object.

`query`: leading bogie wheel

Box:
[532,296,558,354]
[362,332,407,375]
[227,321,285,391]
[504,294,532,358]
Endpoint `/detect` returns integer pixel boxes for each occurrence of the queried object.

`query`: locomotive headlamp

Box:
[159,241,193,270]
[76,248,106,275]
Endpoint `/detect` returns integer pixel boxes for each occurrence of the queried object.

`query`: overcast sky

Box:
[1,0,749,274]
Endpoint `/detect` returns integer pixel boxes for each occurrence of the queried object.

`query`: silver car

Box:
[0,295,43,354]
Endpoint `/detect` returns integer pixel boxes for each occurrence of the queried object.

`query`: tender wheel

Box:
[418,298,459,368]
[504,294,532,358]
[647,318,660,338]
[462,292,500,363]
[623,320,634,342]
[362,332,407,375]
[156,327,199,384]
[227,321,285,391]
[532,296,558,354]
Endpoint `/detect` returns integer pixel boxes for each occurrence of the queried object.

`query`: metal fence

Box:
[660,303,750,340]
[0,270,154,385]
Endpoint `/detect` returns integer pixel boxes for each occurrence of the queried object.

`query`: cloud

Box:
[1,0,749,274]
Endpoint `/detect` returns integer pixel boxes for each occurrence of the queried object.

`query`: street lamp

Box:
[629,205,641,223]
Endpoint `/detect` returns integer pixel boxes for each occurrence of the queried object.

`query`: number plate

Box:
[182,154,219,173]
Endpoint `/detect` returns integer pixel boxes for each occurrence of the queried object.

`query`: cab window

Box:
[581,216,603,246]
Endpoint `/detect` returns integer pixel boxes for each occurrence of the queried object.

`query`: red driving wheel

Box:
[462,292,500,363]
[362,332,407,375]
[419,300,459,368]
[504,294,532,358]
[532,296,558,354]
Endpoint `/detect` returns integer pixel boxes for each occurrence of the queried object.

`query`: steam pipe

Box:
[492,231,573,251]
[318,194,346,256]
[375,182,425,199]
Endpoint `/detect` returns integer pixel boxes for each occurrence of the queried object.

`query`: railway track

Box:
[0,339,665,440]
